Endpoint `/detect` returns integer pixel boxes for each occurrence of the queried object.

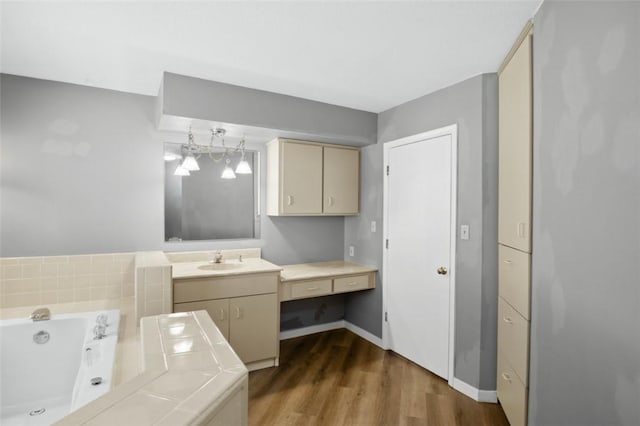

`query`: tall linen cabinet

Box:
[497,22,533,426]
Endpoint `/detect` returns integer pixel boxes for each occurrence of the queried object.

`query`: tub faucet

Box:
[30,307,50,322]
[93,324,107,340]
[213,251,223,264]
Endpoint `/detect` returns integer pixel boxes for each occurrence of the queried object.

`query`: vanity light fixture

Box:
[171,127,252,179]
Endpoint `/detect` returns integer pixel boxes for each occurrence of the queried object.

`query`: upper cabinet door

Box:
[323,147,360,215]
[499,34,533,253]
[281,141,323,214]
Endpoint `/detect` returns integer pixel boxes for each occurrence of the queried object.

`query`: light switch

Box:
[461,225,470,240]
[349,246,355,256]
[371,221,377,233]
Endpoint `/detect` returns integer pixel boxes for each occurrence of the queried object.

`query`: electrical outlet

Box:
[371,221,377,232]
[349,246,355,257]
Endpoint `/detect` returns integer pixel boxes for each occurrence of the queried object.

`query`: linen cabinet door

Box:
[173,299,230,341]
[323,146,359,215]
[499,34,533,253]
[229,293,278,363]
[281,141,323,214]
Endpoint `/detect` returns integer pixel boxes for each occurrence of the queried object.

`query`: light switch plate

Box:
[461,225,470,240]
[349,246,355,256]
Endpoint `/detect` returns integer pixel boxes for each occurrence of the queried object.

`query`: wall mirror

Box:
[164,140,260,241]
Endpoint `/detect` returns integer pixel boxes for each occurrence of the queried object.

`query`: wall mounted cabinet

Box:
[267,138,360,216]
[497,22,533,426]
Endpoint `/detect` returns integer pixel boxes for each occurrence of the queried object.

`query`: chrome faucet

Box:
[93,324,107,340]
[30,307,50,322]
[213,251,223,264]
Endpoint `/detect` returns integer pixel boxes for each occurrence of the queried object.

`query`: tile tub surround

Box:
[58,310,249,426]
[0,253,135,308]
[134,252,172,322]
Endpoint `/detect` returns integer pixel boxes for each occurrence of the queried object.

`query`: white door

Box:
[384,127,456,380]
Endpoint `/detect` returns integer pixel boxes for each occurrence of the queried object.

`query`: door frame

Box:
[382,124,458,385]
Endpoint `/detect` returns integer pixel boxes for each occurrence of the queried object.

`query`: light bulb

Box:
[164,153,179,162]
[221,158,236,179]
[174,165,190,176]
[235,156,252,174]
[182,155,200,171]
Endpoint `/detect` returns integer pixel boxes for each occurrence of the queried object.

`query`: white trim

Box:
[381,124,458,386]
[279,321,344,340]
[343,320,383,348]
[279,320,384,349]
[452,378,498,403]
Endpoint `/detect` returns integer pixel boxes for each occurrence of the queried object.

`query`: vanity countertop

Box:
[172,257,282,280]
[280,261,378,282]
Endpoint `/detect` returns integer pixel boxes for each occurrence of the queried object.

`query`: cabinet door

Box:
[499,34,532,253]
[229,293,278,363]
[173,299,230,341]
[323,147,359,214]
[281,142,323,214]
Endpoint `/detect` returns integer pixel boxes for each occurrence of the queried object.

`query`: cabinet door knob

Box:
[287,195,294,206]
[437,267,448,275]
[327,196,334,206]
[501,373,512,382]
[503,316,513,324]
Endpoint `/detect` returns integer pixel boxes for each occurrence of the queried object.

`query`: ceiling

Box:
[0,1,541,113]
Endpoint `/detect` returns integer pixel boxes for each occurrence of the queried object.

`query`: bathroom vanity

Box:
[171,256,282,372]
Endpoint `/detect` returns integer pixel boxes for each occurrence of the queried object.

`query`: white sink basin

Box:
[197,263,244,271]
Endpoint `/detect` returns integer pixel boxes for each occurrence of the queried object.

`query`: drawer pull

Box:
[287,195,294,206]
[503,316,513,324]
[307,286,319,291]
[501,373,512,383]
[503,260,512,264]
[346,282,357,286]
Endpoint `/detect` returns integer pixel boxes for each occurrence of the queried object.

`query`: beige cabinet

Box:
[499,31,533,254]
[267,138,360,216]
[497,22,533,426]
[280,272,375,302]
[173,272,280,370]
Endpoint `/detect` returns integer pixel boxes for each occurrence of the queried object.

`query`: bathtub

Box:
[0,309,120,425]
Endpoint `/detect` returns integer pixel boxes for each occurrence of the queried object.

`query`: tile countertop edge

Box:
[279,261,378,282]
[56,310,248,426]
[171,258,283,280]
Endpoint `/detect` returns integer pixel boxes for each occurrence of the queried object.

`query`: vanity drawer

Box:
[498,297,529,385]
[290,279,333,299]
[333,274,370,293]
[497,350,528,426]
[499,244,531,319]
[174,272,278,303]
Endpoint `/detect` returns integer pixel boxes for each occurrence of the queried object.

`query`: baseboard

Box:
[452,378,498,403]
[279,320,384,349]
[343,320,384,348]
[279,320,344,340]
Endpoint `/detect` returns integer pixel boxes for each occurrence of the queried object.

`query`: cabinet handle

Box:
[517,222,527,238]
[347,282,357,286]
[501,373,512,383]
[234,306,241,319]
[287,195,294,206]
[219,308,225,321]
[503,316,513,324]
[503,260,512,264]
[327,196,334,206]
[307,286,319,291]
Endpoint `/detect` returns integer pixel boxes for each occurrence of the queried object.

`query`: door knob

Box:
[437,267,448,275]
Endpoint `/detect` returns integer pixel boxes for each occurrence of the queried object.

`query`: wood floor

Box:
[248,329,508,426]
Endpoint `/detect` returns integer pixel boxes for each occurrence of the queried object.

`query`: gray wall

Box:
[160,72,378,146]
[529,2,640,425]
[345,74,499,391]
[0,73,347,329]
